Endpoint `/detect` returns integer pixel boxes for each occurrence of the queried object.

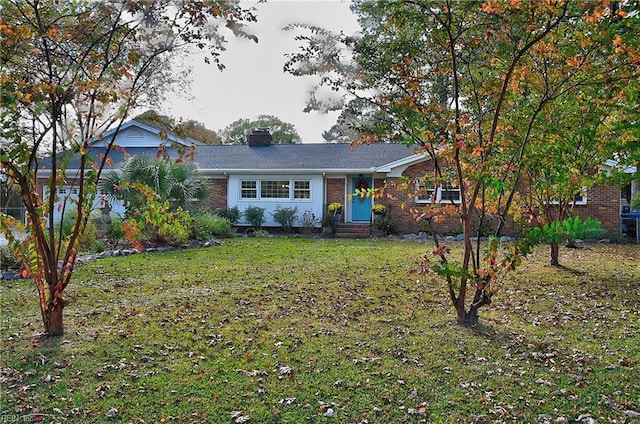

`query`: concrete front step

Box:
[335,223,370,238]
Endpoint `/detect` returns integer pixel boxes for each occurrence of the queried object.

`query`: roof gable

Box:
[91,120,195,148]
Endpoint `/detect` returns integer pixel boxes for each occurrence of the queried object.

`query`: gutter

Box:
[198,168,378,176]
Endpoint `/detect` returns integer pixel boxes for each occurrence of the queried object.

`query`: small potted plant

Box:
[321,214,336,236]
[328,202,343,214]
[372,203,387,216]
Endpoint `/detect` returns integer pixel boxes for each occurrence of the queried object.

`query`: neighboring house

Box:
[34,120,202,223]
[34,120,636,239]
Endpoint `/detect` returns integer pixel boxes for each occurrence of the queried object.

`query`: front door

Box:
[350,175,372,222]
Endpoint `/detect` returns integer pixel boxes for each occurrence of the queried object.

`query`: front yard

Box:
[1,239,638,423]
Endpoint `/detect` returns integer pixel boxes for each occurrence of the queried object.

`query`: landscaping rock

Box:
[577,415,598,424]
[500,236,512,242]
[456,233,465,241]
[625,410,640,419]
[401,233,419,240]
[538,414,553,424]
[1,272,22,281]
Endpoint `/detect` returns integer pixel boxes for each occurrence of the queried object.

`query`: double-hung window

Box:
[241,180,258,199]
[549,192,587,206]
[416,181,461,204]
[571,192,587,205]
[293,181,311,199]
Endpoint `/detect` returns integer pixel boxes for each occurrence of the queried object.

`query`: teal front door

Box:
[351,175,372,222]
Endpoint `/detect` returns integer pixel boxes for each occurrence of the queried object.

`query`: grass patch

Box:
[1,239,639,423]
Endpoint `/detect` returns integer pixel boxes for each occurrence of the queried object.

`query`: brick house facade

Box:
[34,120,634,239]
[371,160,626,239]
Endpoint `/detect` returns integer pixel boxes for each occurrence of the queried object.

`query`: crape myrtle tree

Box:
[285,0,638,326]
[220,114,301,144]
[322,97,396,143]
[0,0,257,336]
[502,2,640,265]
[516,88,638,265]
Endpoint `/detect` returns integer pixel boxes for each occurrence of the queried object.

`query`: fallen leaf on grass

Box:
[323,408,335,417]
[105,407,118,419]
[231,411,250,423]
[279,397,296,406]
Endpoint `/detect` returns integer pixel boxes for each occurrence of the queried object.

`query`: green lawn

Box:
[1,238,638,423]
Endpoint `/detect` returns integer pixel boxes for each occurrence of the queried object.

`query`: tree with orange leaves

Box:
[286,0,639,325]
[0,0,257,336]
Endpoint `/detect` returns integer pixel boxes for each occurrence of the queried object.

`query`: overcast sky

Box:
[160,1,360,143]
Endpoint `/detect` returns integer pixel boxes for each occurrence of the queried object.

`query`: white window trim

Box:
[240,180,258,200]
[293,180,311,200]
[415,182,461,204]
[239,178,312,202]
[548,193,588,206]
[260,180,291,200]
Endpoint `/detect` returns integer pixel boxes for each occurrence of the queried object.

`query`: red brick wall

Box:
[380,162,622,238]
[207,178,228,212]
[574,185,621,239]
[326,178,345,223]
[378,161,469,235]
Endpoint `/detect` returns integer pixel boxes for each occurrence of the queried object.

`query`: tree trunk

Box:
[550,241,559,266]
[456,307,480,327]
[459,285,492,327]
[456,304,467,325]
[46,300,65,336]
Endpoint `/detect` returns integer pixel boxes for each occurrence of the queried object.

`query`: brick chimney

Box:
[247,127,272,146]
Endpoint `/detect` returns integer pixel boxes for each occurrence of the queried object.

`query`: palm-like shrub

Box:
[100,155,210,213]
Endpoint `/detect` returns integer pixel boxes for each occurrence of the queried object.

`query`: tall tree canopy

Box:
[286,0,639,325]
[0,0,257,336]
[135,110,222,145]
[220,114,301,144]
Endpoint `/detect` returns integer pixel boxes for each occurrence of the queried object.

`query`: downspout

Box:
[369,173,374,235]
[322,171,326,228]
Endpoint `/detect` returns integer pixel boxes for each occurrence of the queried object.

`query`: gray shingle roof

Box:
[193,143,417,171]
[39,143,419,173]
